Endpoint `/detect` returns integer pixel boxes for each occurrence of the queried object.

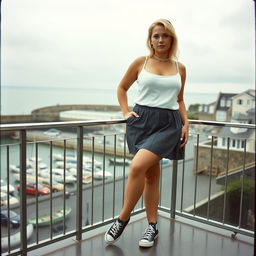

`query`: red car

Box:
[17,182,50,195]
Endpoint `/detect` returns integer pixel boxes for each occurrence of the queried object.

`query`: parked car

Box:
[17,182,50,195]
[0,179,15,195]
[0,192,19,206]
[0,210,20,228]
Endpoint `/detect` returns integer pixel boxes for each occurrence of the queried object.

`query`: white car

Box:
[1,192,19,206]
[0,179,15,195]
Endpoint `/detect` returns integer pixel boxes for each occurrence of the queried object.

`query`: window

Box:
[220,99,226,107]
[226,100,231,107]
[241,140,245,148]
[216,111,227,121]
[232,139,236,147]
[237,99,243,105]
[222,138,226,146]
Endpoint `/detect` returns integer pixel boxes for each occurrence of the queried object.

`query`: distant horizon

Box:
[1,84,254,95]
[1,86,220,115]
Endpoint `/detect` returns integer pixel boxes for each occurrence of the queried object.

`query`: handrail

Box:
[0,119,255,131]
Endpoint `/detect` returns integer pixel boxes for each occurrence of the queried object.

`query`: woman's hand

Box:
[180,124,189,148]
[124,111,139,120]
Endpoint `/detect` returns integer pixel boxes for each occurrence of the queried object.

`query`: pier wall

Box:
[1,104,124,124]
[193,143,255,176]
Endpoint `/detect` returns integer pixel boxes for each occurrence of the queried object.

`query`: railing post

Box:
[20,130,27,255]
[76,126,83,240]
[170,160,178,219]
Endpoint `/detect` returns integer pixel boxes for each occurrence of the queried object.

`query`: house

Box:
[198,92,237,121]
[195,89,255,177]
[215,93,237,121]
[231,89,255,116]
[198,101,216,121]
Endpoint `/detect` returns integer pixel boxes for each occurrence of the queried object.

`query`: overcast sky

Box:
[1,0,255,93]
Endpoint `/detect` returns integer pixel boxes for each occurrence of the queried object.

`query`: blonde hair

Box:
[146,19,179,60]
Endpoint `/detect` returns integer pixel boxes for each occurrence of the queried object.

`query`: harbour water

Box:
[1,85,218,115]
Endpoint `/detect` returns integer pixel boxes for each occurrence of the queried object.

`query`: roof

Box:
[218,126,254,139]
[231,89,256,99]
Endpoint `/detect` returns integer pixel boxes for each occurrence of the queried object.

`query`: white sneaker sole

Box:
[104,231,121,245]
[139,234,158,247]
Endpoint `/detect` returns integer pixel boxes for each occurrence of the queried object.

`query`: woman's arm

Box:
[117,57,145,119]
[177,62,189,147]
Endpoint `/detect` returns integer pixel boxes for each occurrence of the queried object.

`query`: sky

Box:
[1,0,255,94]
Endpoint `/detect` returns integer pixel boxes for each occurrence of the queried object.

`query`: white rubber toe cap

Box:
[139,239,154,247]
[104,233,115,244]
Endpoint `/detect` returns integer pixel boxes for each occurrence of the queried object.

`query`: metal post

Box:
[102,135,106,222]
[91,137,95,225]
[170,160,178,219]
[193,134,200,215]
[20,130,27,255]
[222,137,230,224]
[76,126,83,240]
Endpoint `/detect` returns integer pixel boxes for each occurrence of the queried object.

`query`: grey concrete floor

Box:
[31,215,254,256]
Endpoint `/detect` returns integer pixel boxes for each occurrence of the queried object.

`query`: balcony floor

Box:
[28,212,254,256]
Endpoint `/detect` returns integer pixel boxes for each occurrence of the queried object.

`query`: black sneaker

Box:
[104,218,130,244]
[139,223,159,247]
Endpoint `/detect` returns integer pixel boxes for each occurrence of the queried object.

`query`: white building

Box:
[231,89,255,116]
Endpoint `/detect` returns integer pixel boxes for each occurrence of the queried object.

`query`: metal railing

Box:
[0,119,255,256]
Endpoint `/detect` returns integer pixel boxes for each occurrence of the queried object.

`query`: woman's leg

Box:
[119,149,161,221]
[143,162,160,223]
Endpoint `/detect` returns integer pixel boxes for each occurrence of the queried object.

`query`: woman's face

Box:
[150,25,173,55]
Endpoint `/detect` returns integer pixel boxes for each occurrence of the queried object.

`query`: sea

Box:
[1,85,218,115]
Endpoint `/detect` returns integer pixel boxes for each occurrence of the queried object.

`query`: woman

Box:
[105,18,189,248]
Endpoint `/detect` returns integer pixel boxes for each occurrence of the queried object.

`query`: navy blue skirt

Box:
[126,104,184,160]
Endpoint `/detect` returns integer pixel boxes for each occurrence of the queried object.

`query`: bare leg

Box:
[143,162,160,223]
[119,149,161,221]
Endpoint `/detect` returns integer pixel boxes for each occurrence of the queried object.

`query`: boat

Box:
[161,158,170,165]
[93,170,113,180]
[39,170,76,184]
[28,157,42,162]
[82,172,93,184]
[55,161,77,169]
[1,224,33,250]
[1,192,19,206]
[0,179,15,195]
[108,157,131,165]
[28,207,72,226]
[10,163,47,173]
[53,153,76,161]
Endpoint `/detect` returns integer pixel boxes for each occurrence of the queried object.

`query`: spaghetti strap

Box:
[175,61,179,74]
[143,56,148,69]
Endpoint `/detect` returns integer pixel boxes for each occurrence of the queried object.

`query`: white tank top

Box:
[135,57,181,110]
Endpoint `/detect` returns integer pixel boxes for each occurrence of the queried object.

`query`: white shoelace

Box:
[109,220,122,236]
[142,225,155,240]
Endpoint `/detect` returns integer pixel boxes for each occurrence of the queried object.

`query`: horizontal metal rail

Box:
[0,119,255,131]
